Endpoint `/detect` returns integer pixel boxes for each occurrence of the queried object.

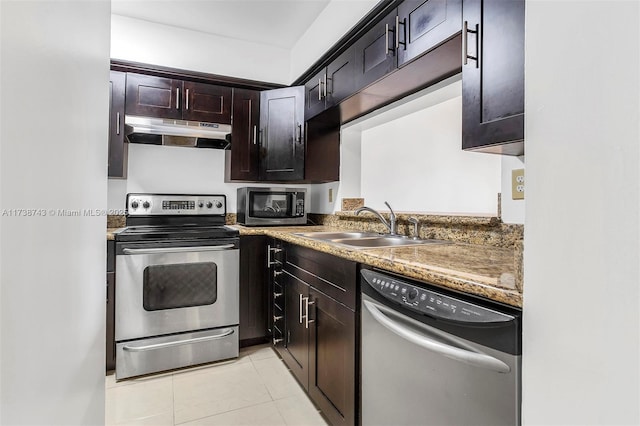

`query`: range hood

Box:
[125,116,232,149]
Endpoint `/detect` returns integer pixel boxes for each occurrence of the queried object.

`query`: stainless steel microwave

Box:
[237,187,307,226]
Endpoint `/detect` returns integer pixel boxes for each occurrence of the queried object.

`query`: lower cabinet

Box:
[106,240,115,371]
[239,235,270,346]
[273,241,358,426]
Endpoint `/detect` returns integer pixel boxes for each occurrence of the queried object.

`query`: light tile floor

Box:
[106,344,328,426]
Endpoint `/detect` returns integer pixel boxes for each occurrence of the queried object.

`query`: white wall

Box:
[111,14,291,84]
[523,1,640,424]
[108,144,308,213]
[312,78,504,216]
[289,0,379,82]
[0,1,110,424]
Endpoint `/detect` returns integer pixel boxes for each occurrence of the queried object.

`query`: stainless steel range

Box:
[114,193,239,380]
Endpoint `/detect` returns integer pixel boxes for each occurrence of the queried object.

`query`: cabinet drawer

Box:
[283,243,357,310]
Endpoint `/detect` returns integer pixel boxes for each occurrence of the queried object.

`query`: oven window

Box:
[143,262,217,311]
[249,192,293,218]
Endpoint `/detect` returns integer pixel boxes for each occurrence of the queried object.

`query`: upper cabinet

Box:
[397,0,462,67]
[259,86,305,181]
[125,73,232,124]
[305,47,357,121]
[353,10,398,91]
[108,70,127,178]
[461,0,524,155]
[229,88,260,181]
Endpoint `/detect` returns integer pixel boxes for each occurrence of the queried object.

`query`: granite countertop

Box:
[233,225,522,308]
[107,227,125,241]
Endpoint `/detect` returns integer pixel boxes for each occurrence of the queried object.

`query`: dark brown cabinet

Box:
[274,242,358,426]
[353,10,398,91]
[108,71,127,178]
[461,0,524,155]
[182,81,232,123]
[126,73,182,119]
[397,0,462,67]
[125,73,232,124]
[239,236,269,345]
[304,47,356,120]
[229,88,260,181]
[259,86,305,181]
[106,240,115,371]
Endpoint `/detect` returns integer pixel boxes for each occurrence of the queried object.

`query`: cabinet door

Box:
[230,88,260,181]
[304,69,327,120]
[259,86,305,181]
[462,0,524,153]
[308,288,356,426]
[326,46,356,107]
[397,0,462,67]
[182,81,232,124]
[280,271,309,390]
[353,9,397,91]
[125,73,182,119]
[239,236,269,343]
[108,71,127,178]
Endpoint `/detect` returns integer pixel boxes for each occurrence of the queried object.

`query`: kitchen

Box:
[1,0,638,425]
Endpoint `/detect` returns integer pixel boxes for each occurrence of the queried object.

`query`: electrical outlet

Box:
[512,169,525,200]
[328,188,333,203]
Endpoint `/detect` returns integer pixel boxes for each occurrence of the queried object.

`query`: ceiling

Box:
[111,0,332,49]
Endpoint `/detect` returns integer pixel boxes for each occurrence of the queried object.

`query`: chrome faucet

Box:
[355,201,397,235]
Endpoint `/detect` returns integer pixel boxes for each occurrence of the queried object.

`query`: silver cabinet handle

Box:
[463,21,479,67]
[318,77,323,101]
[299,293,304,324]
[253,125,257,145]
[267,245,282,267]
[273,338,283,345]
[295,123,302,143]
[273,270,283,278]
[123,329,234,352]
[385,23,389,55]
[303,297,315,329]
[122,244,236,255]
[363,300,510,373]
[323,73,328,98]
[185,88,190,110]
[176,88,180,109]
[116,112,121,135]
[273,292,283,297]
[274,315,283,321]
[396,15,406,50]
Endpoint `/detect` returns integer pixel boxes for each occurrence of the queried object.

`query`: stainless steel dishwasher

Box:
[360,268,522,426]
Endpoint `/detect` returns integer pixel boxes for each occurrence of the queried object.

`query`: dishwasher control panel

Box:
[361,269,514,324]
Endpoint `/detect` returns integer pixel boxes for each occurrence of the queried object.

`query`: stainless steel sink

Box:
[295,231,451,249]
[332,236,451,248]
[295,231,383,240]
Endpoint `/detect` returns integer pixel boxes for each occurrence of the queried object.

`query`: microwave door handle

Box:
[122,244,236,255]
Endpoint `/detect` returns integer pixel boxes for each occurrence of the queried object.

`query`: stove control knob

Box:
[408,288,419,301]
[131,201,139,209]
[206,201,213,208]
[215,201,223,208]
[198,202,204,208]
[142,201,150,209]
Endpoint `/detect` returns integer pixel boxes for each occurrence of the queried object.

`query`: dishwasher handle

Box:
[363,299,511,373]
[122,244,236,255]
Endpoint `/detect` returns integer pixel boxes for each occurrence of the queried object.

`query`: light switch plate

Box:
[328,188,333,203]
[512,169,525,200]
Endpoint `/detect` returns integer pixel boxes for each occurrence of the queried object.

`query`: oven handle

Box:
[122,329,235,352]
[363,300,510,373]
[122,244,236,255]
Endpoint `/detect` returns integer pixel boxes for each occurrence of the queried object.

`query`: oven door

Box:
[115,239,239,342]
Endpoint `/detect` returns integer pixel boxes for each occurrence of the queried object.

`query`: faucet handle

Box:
[408,217,420,240]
